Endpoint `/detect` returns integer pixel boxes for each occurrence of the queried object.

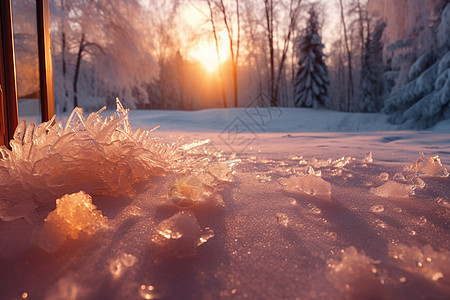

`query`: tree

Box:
[264,0,302,106]
[50,0,154,110]
[338,0,355,111]
[217,0,241,107]
[294,6,330,108]
[359,21,386,112]
[206,0,228,108]
[382,4,450,129]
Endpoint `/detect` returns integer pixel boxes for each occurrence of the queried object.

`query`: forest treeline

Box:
[12,0,450,128]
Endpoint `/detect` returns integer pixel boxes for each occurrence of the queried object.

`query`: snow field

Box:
[0,102,449,299]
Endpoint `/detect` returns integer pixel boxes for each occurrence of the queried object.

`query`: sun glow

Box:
[189,38,229,73]
[179,4,230,73]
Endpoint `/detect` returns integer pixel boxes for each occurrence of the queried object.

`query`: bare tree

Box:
[339,0,355,111]
[206,0,227,108]
[263,0,276,105]
[264,0,302,106]
[72,33,105,108]
[216,0,241,107]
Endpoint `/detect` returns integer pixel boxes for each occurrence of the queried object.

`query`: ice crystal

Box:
[407,153,449,177]
[38,191,107,252]
[0,99,238,221]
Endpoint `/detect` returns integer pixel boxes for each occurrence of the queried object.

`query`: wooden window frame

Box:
[0,0,54,147]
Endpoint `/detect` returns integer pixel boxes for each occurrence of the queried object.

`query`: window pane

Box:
[12,0,41,124]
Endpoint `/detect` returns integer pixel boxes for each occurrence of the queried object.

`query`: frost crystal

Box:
[39,191,107,252]
[0,99,238,221]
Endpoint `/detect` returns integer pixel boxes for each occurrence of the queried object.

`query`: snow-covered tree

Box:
[359,21,386,112]
[382,3,450,128]
[49,0,156,111]
[294,6,330,108]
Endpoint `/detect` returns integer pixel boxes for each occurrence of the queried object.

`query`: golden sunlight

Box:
[189,37,229,73]
[179,3,230,73]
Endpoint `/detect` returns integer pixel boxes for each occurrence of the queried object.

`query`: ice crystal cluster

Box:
[0,100,237,222]
[38,191,107,252]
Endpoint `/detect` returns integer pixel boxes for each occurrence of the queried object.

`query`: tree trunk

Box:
[218,0,240,108]
[339,0,354,112]
[207,0,227,108]
[73,34,85,109]
[264,0,275,106]
[274,0,301,108]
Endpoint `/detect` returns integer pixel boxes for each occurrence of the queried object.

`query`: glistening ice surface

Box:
[1,103,449,299]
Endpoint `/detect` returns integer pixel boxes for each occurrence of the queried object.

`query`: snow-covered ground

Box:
[1,105,450,299]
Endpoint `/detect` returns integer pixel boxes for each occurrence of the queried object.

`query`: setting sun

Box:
[189,42,229,73]
[179,3,230,73]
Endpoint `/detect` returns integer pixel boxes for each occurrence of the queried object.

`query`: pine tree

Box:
[359,21,386,112]
[294,7,330,108]
[382,3,450,129]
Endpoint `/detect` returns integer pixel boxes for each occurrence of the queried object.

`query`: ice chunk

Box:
[310,157,332,168]
[332,156,353,168]
[412,177,427,189]
[310,156,353,169]
[198,227,215,246]
[276,213,289,226]
[389,243,449,282]
[151,211,212,257]
[370,205,384,213]
[168,175,204,208]
[378,172,389,181]
[408,153,449,177]
[306,165,321,176]
[363,151,373,163]
[370,181,414,198]
[393,172,406,182]
[327,247,384,299]
[207,160,240,182]
[279,174,331,199]
[38,191,108,252]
